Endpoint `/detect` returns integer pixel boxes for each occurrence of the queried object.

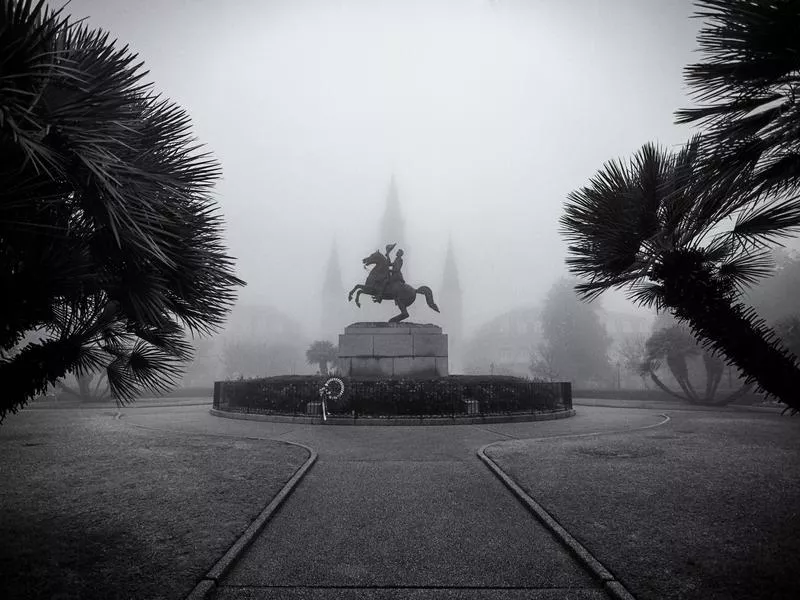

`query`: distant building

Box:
[224,303,305,341]
[218,304,310,378]
[462,306,541,377]
[602,309,653,343]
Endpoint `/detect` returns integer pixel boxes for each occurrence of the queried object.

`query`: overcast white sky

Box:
[63,0,706,336]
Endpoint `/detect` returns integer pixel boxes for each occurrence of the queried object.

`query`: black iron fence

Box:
[214,375,571,417]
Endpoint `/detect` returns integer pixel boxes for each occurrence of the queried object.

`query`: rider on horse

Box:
[376,243,404,303]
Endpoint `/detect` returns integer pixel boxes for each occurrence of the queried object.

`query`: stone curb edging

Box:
[183,441,318,600]
[477,445,637,600]
[210,407,576,426]
[573,398,785,413]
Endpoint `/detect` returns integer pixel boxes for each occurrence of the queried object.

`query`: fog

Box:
[63,0,703,337]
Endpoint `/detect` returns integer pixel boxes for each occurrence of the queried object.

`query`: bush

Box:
[214,375,571,416]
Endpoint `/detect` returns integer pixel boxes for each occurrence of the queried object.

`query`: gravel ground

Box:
[0,409,308,600]
[487,410,800,600]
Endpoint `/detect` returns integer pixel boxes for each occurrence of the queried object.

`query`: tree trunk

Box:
[666,354,700,403]
[92,372,110,400]
[659,253,800,412]
[78,374,93,400]
[648,370,688,400]
[702,353,725,403]
[718,382,754,405]
[319,361,328,376]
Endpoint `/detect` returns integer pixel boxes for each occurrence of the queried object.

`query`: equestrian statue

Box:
[348,243,440,323]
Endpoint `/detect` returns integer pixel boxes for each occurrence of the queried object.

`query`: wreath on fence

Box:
[319,377,345,401]
[318,377,345,421]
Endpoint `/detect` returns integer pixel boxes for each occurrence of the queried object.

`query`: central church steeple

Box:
[440,235,463,371]
[379,175,407,250]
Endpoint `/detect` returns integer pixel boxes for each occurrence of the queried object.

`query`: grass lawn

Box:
[487,409,800,600]
[0,409,308,600]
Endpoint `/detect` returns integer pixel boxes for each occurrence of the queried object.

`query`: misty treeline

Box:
[561,0,800,413]
[461,264,796,407]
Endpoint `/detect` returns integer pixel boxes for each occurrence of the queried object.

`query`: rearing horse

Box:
[348,250,440,323]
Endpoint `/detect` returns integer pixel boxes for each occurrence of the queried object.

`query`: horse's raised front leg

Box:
[348,284,363,302]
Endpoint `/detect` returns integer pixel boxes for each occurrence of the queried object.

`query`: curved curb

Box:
[184,440,318,600]
[476,414,671,600]
[209,407,576,426]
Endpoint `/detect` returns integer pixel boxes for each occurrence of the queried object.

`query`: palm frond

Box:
[628,282,666,310]
[716,248,775,292]
[731,197,800,245]
[1,0,245,416]
[561,145,668,292]
[678,0,800,107]
[676,0,800,202]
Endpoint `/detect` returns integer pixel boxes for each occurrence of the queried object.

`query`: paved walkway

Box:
[121,406,666,599]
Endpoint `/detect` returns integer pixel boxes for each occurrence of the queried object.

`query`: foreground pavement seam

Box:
[476,414,671,600]
[474,425,518,439]
[478,449,635,600]
[184,440,317,600]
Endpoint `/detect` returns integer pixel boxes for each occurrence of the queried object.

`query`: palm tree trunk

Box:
[702,353,725,403]
[666,355,700,403]
[661,264,800,412]
[648,370,688,401]
[718,382,754,405]
[78,373,92,400]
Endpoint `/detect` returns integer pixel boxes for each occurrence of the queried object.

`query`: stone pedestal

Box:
[338,322,448,378]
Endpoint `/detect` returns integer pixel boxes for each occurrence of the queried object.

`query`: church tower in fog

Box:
[439,236,463,371]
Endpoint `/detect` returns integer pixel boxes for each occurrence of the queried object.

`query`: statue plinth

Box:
[338,322,448,378]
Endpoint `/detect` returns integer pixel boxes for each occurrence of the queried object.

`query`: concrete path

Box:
[120,406,666,599]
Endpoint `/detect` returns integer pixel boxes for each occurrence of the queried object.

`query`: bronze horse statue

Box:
[348,250,440,323]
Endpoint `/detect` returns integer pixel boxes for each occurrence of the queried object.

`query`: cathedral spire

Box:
[323,239,343,294]
[440,235,463,372]
[379,174,405,248]
[442,235,461,292]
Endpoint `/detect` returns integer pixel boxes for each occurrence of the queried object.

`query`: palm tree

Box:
[641,324,750,406]
[0,2,244,421]
[561,138,800,412]
[305,341,338,376]
[676,0,800,204]
[56,371,111,402]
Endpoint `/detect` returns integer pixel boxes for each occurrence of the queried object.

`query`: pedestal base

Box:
[338,322,448,378]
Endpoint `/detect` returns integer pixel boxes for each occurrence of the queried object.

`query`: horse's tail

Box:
[416,286,440,313]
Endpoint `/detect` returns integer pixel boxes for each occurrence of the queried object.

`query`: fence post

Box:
[560,381,572,410]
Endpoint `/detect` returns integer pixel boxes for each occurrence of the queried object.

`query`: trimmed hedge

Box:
[214,375,571,417]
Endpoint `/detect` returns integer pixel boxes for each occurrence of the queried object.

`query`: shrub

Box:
[214,375,571,416]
